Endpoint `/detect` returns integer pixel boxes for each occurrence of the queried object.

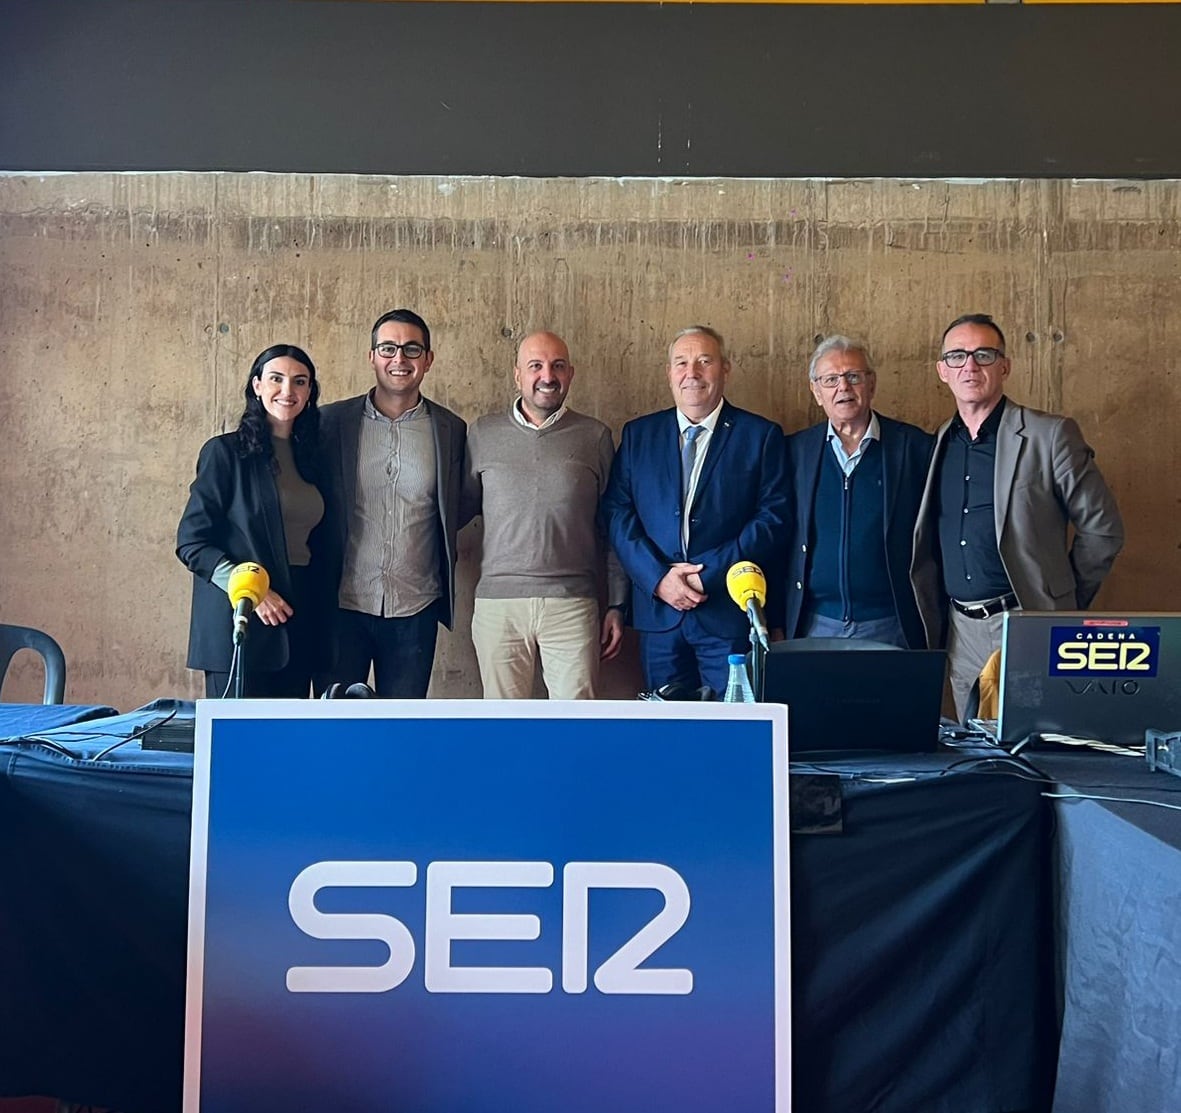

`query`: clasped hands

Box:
[656,563,707,612]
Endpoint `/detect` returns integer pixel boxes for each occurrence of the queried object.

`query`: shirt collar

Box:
[677,398,725,436]
[951,394,1007,439]
[826,410,880,448]
[364,390,426,424]
[512,397,568,430]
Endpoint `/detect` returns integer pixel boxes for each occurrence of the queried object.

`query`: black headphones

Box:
[639,682,716,702]
[320,682,377,699]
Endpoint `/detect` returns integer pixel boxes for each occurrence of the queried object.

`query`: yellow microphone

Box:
[726,561,770,650]
[227,562,270,644]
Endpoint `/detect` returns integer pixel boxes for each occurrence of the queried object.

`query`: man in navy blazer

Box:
[773,336,933,650]
[602,326,790,696]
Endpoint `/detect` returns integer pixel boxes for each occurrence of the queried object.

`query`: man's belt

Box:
[950,593,1019,620]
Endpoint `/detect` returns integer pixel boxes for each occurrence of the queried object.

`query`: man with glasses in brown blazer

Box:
[911,313,1124,719]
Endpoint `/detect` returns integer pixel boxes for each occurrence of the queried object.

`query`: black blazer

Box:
[318,393,467,629]
[777,413,933,650]
[176,432,340,673]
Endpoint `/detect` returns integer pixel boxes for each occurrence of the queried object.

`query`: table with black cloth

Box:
[0,711,1054,1113]
[791,752,1055,1113]
[1032,751,1181,1113]
[0,701,193,1113]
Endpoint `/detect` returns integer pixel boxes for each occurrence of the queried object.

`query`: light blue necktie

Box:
[681,424,703,502]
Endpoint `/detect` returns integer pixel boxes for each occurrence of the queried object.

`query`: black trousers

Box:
[316,600,440,698]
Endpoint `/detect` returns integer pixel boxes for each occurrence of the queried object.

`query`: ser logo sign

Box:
[286,859,692,997]
[1050,625,1160,693]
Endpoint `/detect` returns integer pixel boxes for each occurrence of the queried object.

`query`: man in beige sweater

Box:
[463,332,627,698]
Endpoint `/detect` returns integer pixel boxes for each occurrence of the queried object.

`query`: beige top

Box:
[272,436,323,567]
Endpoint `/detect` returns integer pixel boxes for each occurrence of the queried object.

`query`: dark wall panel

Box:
[2,0,1180,177]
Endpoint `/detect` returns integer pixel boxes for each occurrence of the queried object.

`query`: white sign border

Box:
[184,698,790,1112]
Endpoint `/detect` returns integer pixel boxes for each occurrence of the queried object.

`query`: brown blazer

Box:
[911,399,1124,649]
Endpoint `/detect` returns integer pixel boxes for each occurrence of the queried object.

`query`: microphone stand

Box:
[233,653,246,699]
[749,627,767,702]
[230,624,248,700]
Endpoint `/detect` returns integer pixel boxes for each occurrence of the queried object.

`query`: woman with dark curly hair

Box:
[177,344,340,697]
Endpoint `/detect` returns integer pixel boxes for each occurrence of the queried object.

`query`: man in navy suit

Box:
[773,335,933,649]
[602,326,790,696]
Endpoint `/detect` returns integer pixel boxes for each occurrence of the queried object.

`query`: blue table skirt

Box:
[0,703,120,741]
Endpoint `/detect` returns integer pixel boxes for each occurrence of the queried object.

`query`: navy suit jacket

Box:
[601,401,790,639]
[776,413,933,649]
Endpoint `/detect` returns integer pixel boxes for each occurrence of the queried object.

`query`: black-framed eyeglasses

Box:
[813,371,872,389]
[940,347,1004,368]
[373,341,426,359]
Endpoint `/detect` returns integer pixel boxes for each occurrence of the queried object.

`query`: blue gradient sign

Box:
[185,700,790,1112]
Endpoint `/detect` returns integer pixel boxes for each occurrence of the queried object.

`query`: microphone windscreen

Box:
[726,561,767,608]
[227,562,270,608]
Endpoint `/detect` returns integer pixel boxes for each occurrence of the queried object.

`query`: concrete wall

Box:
[1,173,1175,706]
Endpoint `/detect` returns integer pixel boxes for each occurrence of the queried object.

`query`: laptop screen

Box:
[998,612,1181,748]
[760,641,947,755]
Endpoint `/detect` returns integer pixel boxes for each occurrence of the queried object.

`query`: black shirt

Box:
[935,397,1014,602]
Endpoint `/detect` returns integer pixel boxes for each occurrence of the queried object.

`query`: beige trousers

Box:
[472,596,600,700]
[948,606,1007,721]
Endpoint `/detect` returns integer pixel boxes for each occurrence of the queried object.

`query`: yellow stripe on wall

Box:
[337,0,1180,7]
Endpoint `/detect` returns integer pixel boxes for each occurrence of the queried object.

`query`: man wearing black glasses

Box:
[317,308,467,697]
[912,312,1124,719]
[774,335,932,649]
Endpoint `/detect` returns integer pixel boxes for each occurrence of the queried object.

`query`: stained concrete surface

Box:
[0,174,1175,708]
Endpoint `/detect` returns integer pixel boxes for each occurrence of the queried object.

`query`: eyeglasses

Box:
[940,347,1004,368]
[373,341,426,359]
[813,371,872,389]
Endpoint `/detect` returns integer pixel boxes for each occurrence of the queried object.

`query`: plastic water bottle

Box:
[723,653,756,703]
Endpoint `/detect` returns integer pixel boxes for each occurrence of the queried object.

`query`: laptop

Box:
[998,612,1181,749]
[760,640,947,755]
